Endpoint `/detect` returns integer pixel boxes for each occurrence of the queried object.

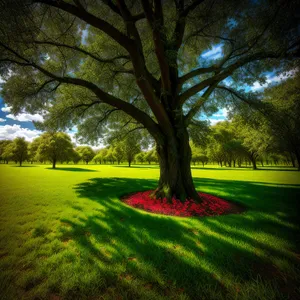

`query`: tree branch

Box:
[185,83,217,124]
[179,49,287,105]
[34,0,133,51]
[0,41,162,140]
[182,0,206,17]
[178,66,219,87]
[29,40,130,64]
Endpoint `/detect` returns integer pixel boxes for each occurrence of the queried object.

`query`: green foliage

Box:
[5,137,29,166]
[135,152,146,164]
[0,0,298,145]
[121,134,141,167]
[34,132,74,168]
[76,146,95,164]
[0,139,12,163]
[144,148,158,164]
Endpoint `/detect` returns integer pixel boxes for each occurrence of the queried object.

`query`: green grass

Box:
[0,163,300,300]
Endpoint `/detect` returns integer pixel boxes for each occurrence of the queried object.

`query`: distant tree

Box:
[262,73,300,170]
[93,148,109,164]
[72,150,81,164]
[144,149,157,165]
[2,142,14,164]
[135,152,146,164]
[28,137,41,164]
[122,135,141,167]
[76,146,95,164]
[105,147,116,164]
[190,142,202,165]
[232,117,272,170]
[35,132,74,168]
[0,140,12,163]
[113,144,124,165]
[11,137,29,166]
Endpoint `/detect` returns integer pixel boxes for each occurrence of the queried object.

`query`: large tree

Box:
[0,0,299,201]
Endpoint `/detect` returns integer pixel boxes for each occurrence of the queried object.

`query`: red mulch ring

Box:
[122,190,245,217]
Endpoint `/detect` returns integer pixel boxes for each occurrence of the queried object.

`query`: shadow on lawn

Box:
[11,165,37,167]
[112,165,159,169]
[64,177,300,299]
[191,166,299,172]
[46,167,98,172]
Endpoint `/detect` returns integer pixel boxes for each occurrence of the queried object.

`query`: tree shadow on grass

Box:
[60,177,300,299]
[112,165,160,169]
[10,165,37,167]
[45,167,98,172]
[191,166,299,172]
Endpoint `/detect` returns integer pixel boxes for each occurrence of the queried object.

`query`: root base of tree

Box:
[122,190,245,217]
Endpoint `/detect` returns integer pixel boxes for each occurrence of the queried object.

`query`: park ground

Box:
[0,163,300,300]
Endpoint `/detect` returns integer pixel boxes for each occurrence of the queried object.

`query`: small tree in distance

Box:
[76,146,95,164]
[11,137,29,167]
[35,132,74,169]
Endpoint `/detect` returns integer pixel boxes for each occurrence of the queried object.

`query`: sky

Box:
[0,43,294,144]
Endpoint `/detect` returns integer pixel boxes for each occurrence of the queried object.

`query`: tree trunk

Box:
[153,127,201,203]
[19,160,22,167]
[250,154,257,170]
[128,160,131,167]
[294,149,300,171]
[52,159,56,169]
[289,152,296,167]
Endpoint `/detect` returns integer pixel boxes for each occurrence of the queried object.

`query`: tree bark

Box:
[294,149,300,171]
[52,158,56,169]
[153,126,201,203]
[249,154,257,170]
[289,152,296,168]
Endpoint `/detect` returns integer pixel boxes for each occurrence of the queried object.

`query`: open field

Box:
[0,164,300,300]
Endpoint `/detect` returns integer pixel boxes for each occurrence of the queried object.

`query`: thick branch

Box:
[30,40,130,64]
[182,0,206,17]
[141,0,171,91]
[185,84,217,124]
[34,0,133,51]
[178,66,219,86]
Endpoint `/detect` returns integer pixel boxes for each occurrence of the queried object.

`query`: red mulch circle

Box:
[122,190,245,217]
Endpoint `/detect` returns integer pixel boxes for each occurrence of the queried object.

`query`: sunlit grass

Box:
[0,163,299,299]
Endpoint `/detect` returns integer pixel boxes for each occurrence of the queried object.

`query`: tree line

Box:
[0,115,298,170]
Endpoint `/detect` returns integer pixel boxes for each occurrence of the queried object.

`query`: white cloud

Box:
[202,45,223,60]
[0,124,42,142]
[212,108,228,118]
[6,112,44,122]
[1,106,12,113]
[209,119,222,126]
[0,118,5,122]
[251,70,296,91]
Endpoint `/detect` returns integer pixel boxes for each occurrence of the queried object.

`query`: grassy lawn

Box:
[0,164,300,300]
